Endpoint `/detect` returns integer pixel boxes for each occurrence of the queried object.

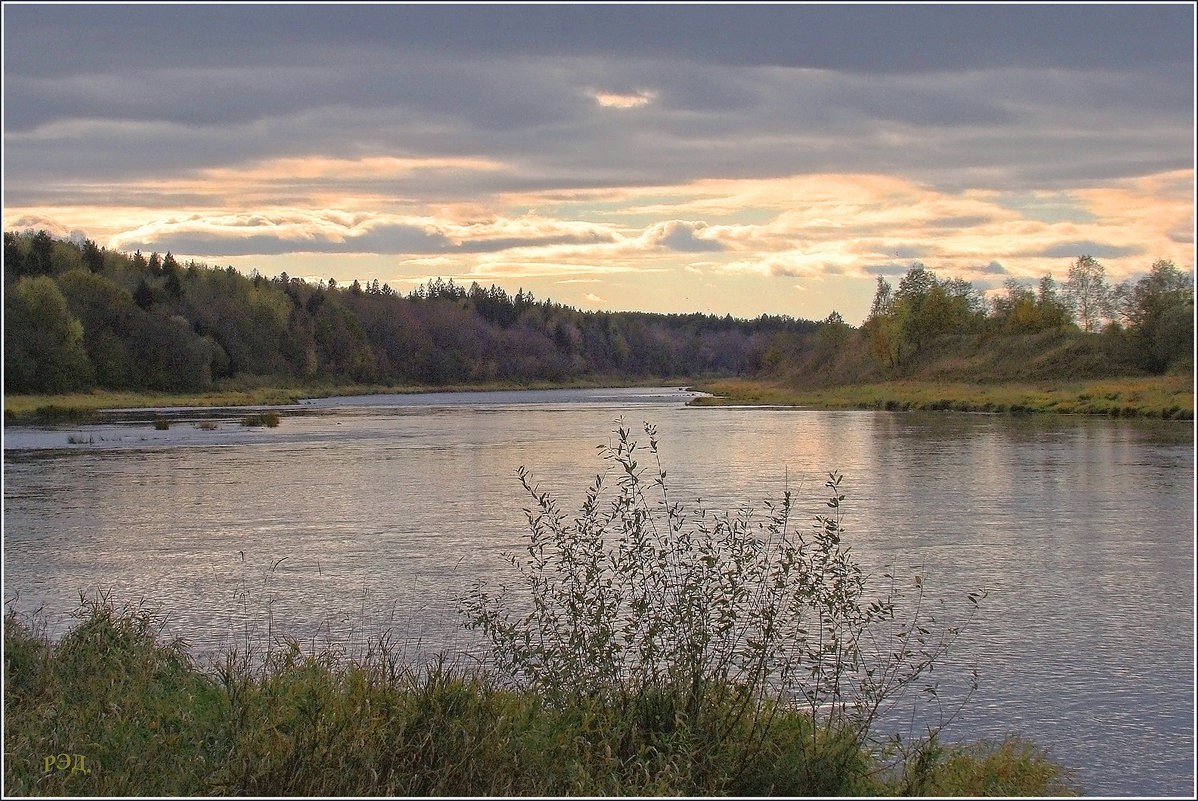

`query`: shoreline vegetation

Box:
[691,374,1195,419]
[4,230,1193,426]
[4,422,1082,796]
[1,376,681,422]
[4,373,1192,424]
[2,597,1078,797]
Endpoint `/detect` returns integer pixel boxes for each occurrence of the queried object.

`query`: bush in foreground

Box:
[459,420,1077,795]
[3,423,1079,796]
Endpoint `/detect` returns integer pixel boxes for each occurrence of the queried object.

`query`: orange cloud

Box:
[5,161,1189,312]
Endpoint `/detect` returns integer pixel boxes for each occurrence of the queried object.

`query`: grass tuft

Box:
[240,411,281,428]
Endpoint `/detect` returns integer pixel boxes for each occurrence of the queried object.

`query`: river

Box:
[2,387,1193,796]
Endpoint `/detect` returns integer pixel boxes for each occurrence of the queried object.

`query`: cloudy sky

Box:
[3,3,1194,324]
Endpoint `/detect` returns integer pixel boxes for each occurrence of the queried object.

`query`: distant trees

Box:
[862,256,1193,377]
[1053,255,1193,373]
[3,230,820,394]
[4,230,1192,395]
[29,230,55,276]
[312,296,377,382]
[56,269,142,388]
[862,264,986,369]
[3,230,81,277]
[81,238,105,273]
[990,275,1070,333]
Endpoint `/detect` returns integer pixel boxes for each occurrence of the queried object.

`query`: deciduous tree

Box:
[1062,255,1111,333]
[3,275,95,393]
[1124,259,1194,372]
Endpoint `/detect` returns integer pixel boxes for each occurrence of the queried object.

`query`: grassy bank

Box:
[691,375,1194,419]
[2,386,314,422]
[2,376,689,424]
[3,597,1078,797]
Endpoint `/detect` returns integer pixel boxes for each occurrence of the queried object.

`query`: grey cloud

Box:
[831,82,1016,128]
[530,62,1190,190]
[929,216,996,229]
[6,5,1190,77]
[1032,242,1147,260]
[867,263,915,278]
[2,4,1192,203]
[455,231,616,253]
[121,223,615,258]
[123,224,454,257]
[767,265,808,279]
[1169,228,1194,245]
[6,66,345,132]
[5,53,578,134]
[972,278,1009,294]
[891,246,936,260]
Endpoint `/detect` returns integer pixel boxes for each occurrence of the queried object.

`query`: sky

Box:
[3,3,1194,325]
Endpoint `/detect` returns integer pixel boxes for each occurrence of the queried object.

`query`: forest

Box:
[3,229,1193,396]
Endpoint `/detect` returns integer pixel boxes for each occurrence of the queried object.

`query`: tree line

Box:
[3,230,1191,395]
[861,258,1193,375]
[2,230,816,394]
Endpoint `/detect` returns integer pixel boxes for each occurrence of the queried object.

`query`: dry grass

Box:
[693,375,1193,419]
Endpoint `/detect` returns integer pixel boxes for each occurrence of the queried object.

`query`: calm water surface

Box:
[3,387,1193,797]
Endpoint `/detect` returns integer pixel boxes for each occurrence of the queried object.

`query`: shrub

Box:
[902,735,1079,796]
[461,420,987,792]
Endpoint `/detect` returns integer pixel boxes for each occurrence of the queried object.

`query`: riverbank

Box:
[691,375,1194,420]
[5,374,1192,424]
[1,376,687,424]
[4,597,1078,797]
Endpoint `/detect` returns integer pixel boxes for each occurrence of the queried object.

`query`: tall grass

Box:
[2,598,1077,796]
[3,423,1080,796]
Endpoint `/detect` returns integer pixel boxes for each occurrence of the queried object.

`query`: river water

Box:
[2,387,1193,796]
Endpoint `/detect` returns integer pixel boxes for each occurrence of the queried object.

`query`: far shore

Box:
[690,375,1194,420]
[4,373,1193,423]
[1,377,689,423]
